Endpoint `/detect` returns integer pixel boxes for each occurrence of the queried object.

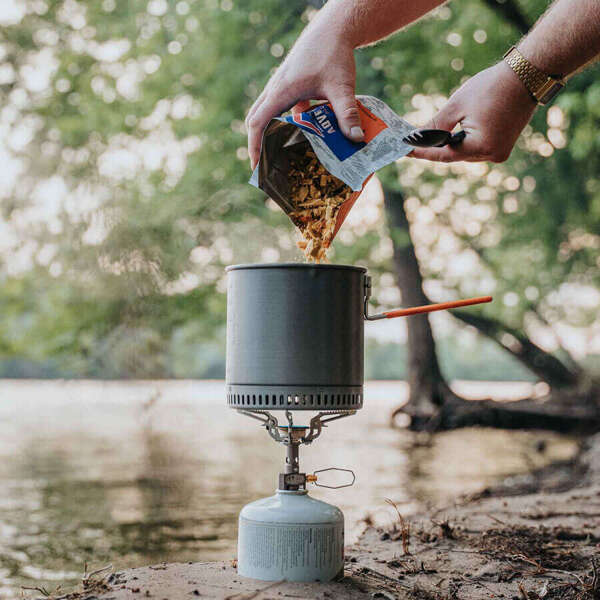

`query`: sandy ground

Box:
[28,434,600,600]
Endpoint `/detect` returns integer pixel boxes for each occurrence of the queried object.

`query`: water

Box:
[0,380,578,598]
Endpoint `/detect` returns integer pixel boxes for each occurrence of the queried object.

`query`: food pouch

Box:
[249,95,415,243]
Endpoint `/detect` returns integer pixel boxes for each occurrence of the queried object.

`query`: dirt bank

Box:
[26,434,600,600]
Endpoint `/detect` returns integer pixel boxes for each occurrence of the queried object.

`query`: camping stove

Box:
[225,263,492,582]
[226,263,364,582]
[235,409,354,582]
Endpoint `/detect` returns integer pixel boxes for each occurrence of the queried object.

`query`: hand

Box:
[410,62,537,163]
[245,21,365,169]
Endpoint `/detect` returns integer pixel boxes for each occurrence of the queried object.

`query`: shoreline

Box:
[30,433,600,600]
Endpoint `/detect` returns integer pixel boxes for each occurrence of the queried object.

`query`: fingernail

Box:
[350,126,364,141]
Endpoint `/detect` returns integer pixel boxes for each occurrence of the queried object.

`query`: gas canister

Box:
[237,489,344,582]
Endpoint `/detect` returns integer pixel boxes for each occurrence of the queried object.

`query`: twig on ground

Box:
[545,568,587,588]
[512,553,545,575]
[348,564,412,592]
[518,582,530,599]
[385,498,411,555]
[486,513,506,525]
[83,563,113,586]
[21,586,51,597]
[431,517,456,539]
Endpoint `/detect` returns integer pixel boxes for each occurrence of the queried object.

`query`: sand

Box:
[28,434,600,600]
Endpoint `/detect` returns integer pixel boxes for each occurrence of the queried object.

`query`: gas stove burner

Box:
[225,264,362,582]
[238,408,356,447]
[237,408,355,491]
[235,407,354,582]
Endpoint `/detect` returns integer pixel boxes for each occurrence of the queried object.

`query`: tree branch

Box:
[451,309,581,388]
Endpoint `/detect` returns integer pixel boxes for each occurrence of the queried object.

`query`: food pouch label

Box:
[250,95,415,194]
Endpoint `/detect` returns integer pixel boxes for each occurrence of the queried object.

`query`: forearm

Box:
[308,0,447,49]
[519,0,600,77]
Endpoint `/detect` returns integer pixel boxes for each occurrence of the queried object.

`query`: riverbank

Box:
[29,433,600,600]
[7,379,580,597]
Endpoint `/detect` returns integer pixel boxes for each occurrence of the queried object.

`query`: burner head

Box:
[225,263,365,411]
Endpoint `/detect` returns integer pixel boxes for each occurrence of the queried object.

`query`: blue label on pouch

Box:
[283,104,365,161]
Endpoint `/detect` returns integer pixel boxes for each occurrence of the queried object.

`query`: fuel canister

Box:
[237,489,344,582]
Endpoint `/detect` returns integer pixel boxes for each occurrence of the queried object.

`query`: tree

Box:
[0,0,598,428]
[0,0,306,375]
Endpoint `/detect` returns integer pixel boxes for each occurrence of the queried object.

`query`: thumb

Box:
[424,103,461,133]
[326,84,364,142]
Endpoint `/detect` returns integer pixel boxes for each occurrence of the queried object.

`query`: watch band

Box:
[503,46,565,105]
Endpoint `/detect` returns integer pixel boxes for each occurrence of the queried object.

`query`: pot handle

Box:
[364,276,492,320]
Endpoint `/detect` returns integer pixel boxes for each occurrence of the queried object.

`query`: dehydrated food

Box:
[287,152,353,263]
[249,97,415,261]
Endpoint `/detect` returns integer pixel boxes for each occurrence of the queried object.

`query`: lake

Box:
[0,379,578,598]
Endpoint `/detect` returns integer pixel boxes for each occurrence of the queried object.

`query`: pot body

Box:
[226,263,365,411]
[237,490,344,582]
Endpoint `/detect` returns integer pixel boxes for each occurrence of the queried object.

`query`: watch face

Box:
[539,82,563,105]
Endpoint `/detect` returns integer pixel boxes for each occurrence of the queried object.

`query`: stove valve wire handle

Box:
[279,467,355,491]
[364,276,492,320]
[307,467,356,489]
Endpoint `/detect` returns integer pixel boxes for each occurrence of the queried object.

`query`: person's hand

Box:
[245,21,365,169]
[411,62,537,163]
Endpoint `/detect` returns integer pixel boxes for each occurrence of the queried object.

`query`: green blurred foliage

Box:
[0,0,598,378]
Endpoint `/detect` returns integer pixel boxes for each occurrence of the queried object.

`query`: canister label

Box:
[238,518,344,579]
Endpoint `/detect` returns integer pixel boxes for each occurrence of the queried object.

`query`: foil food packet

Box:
[249,95,415,251]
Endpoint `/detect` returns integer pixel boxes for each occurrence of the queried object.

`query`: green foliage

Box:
[0,0,597,377]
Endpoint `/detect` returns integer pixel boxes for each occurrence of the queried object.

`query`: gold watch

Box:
[503,46,565,105]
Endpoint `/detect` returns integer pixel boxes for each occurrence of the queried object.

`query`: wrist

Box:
[517,39,566,79]
[494,60,538,108]
[314,0,362,49]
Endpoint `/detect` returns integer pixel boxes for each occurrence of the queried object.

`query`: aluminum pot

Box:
[225,263,491,412]
[226,263,366,411]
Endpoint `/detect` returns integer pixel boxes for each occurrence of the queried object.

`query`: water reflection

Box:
[0,380,578,598]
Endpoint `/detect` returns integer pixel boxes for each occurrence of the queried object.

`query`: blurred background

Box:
[1,0,598,597]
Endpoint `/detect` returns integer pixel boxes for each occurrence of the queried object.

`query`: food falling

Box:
[249,97,416,261]
[288,151,353,263]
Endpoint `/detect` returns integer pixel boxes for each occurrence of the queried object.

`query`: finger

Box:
[247,90,298,169]
[408,102,474,162]
[326,83,364,142]
[246,89,271,168]
[246,86,269,128]
[409,131,486,163]
[410,146,468,162]
[292,100,311,115]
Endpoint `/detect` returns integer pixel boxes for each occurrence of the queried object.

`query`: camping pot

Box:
[225,263,371,412]
[225,263,491,412]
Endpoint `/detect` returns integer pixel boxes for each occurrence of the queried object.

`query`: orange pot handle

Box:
[364,290,492,321]
[383,296,492,319]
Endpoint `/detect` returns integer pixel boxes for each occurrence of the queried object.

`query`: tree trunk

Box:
[383,186,459,425]
[426,393,600,434]
[382,186,600,433]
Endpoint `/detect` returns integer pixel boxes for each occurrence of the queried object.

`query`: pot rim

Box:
[226,262,367,273]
